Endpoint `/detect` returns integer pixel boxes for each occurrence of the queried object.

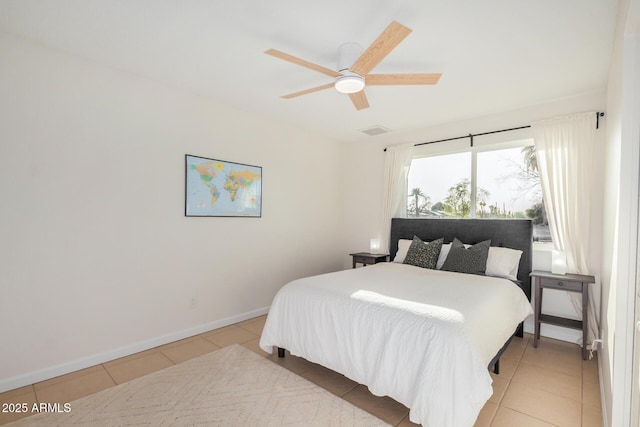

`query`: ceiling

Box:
[0,0,619,143]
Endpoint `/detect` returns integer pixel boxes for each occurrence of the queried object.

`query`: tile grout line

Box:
[502,338,561,426]
[32,384,40,407]
[499,406,563,426]
[494,335,587,427]
[490,337,526,426]
[33,364,108,394]
[100,363,119,388]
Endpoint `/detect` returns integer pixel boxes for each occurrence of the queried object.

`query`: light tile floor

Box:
[0,315,603,426]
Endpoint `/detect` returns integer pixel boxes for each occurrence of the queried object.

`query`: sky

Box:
[407,146,541,214]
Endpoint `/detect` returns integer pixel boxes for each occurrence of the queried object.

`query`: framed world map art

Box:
[185,154,262,217]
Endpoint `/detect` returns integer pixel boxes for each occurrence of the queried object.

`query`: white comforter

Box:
[259,263,533,427]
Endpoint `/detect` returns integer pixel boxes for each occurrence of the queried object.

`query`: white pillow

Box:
[485,247,523,280]
[436,243,451,269]
[393,239,413,263]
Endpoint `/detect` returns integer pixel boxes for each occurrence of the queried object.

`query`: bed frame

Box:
[389,217,533,373]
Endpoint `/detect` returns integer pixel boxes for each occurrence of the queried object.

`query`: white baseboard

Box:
[0,306,270,394]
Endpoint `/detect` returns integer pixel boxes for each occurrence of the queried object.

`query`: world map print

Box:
[185,155,262,217]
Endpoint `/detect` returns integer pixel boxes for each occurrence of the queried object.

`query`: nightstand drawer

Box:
[539,277,583,292]
[353,255,375,265]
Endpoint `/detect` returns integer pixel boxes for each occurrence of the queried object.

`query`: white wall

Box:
[601,6,624,422]
[601,0,640,425]
[0,33,347,392]
[342,91,607,342]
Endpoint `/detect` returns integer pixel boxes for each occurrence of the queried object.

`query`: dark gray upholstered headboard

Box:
[390,218,533,300]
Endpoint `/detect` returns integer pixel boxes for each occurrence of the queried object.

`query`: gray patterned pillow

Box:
[403,236,443,269]
[441,238,491,275]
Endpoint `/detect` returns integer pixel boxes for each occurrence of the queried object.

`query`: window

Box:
[407,142,550,241]
[408,152,471,218]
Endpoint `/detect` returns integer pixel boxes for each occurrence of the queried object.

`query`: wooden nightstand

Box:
[530,270,594,360]
[349,252,389,269]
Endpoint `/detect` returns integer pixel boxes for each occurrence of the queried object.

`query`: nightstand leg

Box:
[534,279,542,348]
[582,282,589,360]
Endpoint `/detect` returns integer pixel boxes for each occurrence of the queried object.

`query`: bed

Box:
[259,218,534,427]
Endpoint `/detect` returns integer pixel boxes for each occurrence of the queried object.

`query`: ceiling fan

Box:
[265,21,441,111]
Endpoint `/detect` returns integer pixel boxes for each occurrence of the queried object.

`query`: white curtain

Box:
[380,143,414,253]
[532,112,599,348]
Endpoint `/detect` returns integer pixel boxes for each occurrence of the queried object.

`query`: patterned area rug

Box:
[9,345,389,426]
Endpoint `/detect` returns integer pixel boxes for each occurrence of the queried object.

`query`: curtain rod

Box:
[383,111,605,152]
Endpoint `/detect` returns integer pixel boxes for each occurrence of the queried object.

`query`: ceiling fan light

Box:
[334,75,365,94]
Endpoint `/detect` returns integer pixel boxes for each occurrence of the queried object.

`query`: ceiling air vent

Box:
[361,125,391,136]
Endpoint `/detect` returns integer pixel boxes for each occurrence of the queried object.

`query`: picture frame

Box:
[185,154,262,217]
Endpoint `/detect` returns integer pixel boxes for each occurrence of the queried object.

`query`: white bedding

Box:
[259,263,533,427]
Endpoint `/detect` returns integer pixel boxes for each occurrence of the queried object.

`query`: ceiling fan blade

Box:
[281,82,335,99]
[366,73,441,85]
[265,49,341,78]
[349,21,412,76]
[348,91,369,110]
